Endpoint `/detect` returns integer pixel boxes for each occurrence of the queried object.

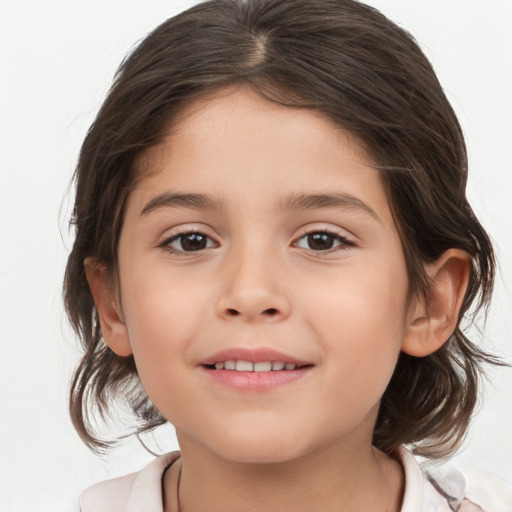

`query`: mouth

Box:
[199,348,314,391]
[204,360,308,372]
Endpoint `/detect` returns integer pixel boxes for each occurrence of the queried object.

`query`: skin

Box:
[87,87,470,512]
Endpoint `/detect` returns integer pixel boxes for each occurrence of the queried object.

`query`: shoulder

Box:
[425,463,512,512]
[464,466,512,511]
[79,471,138,512]
[398,446,512,512]
[79,451,180,512]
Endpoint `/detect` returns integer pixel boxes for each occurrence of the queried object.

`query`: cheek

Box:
[122,264,211,341]
[120,272,211,395]
[306,259,409,337]
[303,260,409,396]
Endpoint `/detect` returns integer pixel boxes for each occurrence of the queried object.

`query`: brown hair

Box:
[65,0,500,457]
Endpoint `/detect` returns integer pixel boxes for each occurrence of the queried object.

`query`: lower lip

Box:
[201,366,312,392]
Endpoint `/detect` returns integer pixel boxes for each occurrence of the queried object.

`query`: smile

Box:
[208,361,301,371]
[200,348,313,391]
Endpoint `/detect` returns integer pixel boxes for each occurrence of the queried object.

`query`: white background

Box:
[0,1,511,510]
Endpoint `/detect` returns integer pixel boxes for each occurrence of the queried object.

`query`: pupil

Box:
[181,233,207,251]
[308,233,334,250]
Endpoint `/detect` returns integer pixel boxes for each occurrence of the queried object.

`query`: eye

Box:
[295,231,353,252]
[162,231,217,253]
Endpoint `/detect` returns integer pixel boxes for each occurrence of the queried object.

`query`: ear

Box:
[84,258,133,357]
[401,249,471,357]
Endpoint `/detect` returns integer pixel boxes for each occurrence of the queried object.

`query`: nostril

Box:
[223,307,280,318]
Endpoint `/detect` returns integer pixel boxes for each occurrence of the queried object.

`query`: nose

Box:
[216,246,291,323]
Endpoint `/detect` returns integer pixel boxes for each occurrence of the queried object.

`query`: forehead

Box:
[130,87,393,225]
[140,87,370,175]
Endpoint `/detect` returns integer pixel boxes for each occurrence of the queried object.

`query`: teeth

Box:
[254,362,272,372]
[235,360,253,372]
[211,360,298,371]
[224,360,236,370]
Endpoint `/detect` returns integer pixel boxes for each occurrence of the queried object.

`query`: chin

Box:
[216,445,303,465]
[202,426,314,465]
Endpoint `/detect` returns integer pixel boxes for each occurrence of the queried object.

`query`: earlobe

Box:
[401,249,471,357]
[84,258,133,357]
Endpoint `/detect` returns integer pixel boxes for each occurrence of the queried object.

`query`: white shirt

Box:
[79,447,512,512]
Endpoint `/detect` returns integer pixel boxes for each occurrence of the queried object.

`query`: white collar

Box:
[80,446,512,512]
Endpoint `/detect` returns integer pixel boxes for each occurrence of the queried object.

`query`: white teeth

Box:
[224,360,236,370]
[211,360,300,371]
[254,362,272,372]
[235,360,253,372]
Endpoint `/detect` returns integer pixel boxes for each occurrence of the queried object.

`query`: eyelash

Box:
[294,229,355,252]
[159,230,218,254]
[159,229,355,255]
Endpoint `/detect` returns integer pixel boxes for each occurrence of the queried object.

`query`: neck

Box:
[163,435,404,512]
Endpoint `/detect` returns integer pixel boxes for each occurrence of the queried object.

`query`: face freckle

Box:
[115,87,412,464]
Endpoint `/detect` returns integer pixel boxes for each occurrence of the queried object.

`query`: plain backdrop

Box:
[1,1,511,510]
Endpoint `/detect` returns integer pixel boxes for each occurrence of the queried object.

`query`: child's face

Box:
[114,88,414,463]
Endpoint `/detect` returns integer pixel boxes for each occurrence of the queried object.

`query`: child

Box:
[64,0,512,510]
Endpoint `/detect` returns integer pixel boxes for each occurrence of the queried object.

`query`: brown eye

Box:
[307,233,336,250]
[296,231,352,252]
[166,232,216,252]
[180,233,207,251]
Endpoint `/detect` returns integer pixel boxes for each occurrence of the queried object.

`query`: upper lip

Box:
[200,347,312,367]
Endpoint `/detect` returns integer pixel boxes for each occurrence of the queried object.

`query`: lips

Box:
[211,360,299,371]
[199,347,313,391]
[200,347,311,369]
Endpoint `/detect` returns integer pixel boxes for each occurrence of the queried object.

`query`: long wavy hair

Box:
[64,0,500,457]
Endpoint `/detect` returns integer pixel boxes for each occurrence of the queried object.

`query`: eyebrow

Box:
[140,190,379,221]
[141,192,227,216]
[278,192,380,221]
